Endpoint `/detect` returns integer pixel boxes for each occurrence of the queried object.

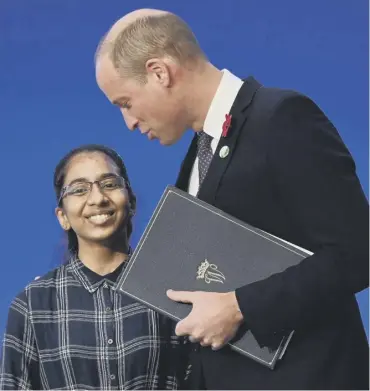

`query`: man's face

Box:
[96,58,188,145]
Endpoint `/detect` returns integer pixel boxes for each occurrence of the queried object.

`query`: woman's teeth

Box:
[88,214,111,224]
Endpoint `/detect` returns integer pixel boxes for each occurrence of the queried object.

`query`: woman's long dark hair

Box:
[53,144,136,255]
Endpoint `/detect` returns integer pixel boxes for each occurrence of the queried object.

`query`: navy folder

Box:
[117,186,313,369]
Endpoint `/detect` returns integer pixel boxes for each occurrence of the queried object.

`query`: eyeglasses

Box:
[59,176,127,204]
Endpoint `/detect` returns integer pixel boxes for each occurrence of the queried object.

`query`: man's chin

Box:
[158,136,179,146]
[159,139,171,146]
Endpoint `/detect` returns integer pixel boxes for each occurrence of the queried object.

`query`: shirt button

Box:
[106,307,111,312]
[110,374,116,380]
[107,338,114,345]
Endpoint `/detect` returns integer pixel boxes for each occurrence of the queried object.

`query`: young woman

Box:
[0,144,190,390]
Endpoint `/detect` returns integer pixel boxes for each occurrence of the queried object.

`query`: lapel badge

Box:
[219,145,230,159]
[221,114,232,137]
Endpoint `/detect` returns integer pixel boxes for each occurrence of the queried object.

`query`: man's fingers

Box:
[200,338,211,347]
[166,289,195,304]
[188,336,201,343]
[211,342,224,351]
[175,318,192,336]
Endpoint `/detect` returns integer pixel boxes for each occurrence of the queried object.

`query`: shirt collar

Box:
[203,69,244,141]
[68,255,128,293]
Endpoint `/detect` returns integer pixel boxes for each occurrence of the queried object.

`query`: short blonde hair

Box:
[96,13,207,82]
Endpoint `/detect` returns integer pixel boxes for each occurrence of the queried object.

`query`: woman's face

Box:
[55,151,130,247]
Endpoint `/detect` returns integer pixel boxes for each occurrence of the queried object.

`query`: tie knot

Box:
[197,131,213,151]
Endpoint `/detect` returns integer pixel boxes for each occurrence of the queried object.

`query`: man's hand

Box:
[166,289,244,350]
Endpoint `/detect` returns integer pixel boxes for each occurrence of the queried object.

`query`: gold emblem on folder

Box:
[197,259,226,284]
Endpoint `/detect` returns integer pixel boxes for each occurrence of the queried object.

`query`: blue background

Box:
[0,0,368,338]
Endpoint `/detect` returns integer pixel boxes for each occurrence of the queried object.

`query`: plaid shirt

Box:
[0,256,190,390]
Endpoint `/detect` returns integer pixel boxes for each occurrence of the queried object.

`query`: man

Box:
[95,9,369,389]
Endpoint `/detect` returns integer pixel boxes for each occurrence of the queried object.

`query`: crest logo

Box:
[197,259,225,284]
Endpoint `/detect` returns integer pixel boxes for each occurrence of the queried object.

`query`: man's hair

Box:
[96,12,207,82]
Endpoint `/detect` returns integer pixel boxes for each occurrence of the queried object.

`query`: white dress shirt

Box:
[188,69,244,196]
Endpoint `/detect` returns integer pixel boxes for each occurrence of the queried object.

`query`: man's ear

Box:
[55,207,71,231]
[145,58,172,87]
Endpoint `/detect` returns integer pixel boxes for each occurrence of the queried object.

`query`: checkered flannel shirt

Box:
[0,256,189,390]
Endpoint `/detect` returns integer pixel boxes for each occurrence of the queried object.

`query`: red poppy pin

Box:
[222,114,232,137]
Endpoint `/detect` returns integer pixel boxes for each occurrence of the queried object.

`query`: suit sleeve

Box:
[0,291,40,390]
[235,93,369,340]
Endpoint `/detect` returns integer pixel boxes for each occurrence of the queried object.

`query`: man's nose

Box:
[121,109,139,131]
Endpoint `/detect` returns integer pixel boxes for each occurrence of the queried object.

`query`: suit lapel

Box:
[175,76,262,201]
[175,134,197,191]
[197,76,262,203]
